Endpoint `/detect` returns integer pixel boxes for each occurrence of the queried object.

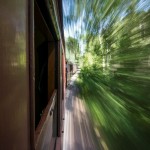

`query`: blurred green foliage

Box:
[66,36,80,63]
[77,64,150,149]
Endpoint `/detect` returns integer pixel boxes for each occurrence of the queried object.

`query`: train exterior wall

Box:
[0,0,65,150]
[0,0,30,149]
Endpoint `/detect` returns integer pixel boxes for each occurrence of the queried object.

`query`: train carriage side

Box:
[0,0,65,150]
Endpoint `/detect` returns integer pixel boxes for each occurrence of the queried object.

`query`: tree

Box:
[66,36,80,62]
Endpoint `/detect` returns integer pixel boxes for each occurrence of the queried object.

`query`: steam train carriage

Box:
[66,62,77,85]
[0,0,66,150]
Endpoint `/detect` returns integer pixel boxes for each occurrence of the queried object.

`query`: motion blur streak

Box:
[63,0,150,150]
[63,72,102,150]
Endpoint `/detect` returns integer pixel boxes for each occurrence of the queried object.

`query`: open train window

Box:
[34,2,55,128]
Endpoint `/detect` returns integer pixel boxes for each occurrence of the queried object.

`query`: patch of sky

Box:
[136,0,150,12]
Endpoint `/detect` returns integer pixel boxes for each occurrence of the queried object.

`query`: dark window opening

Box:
[34,31,48,128]
[34,3,55,129]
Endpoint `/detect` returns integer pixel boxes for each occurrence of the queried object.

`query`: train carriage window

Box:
[35,39,48,128]
[34,2,55,128]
